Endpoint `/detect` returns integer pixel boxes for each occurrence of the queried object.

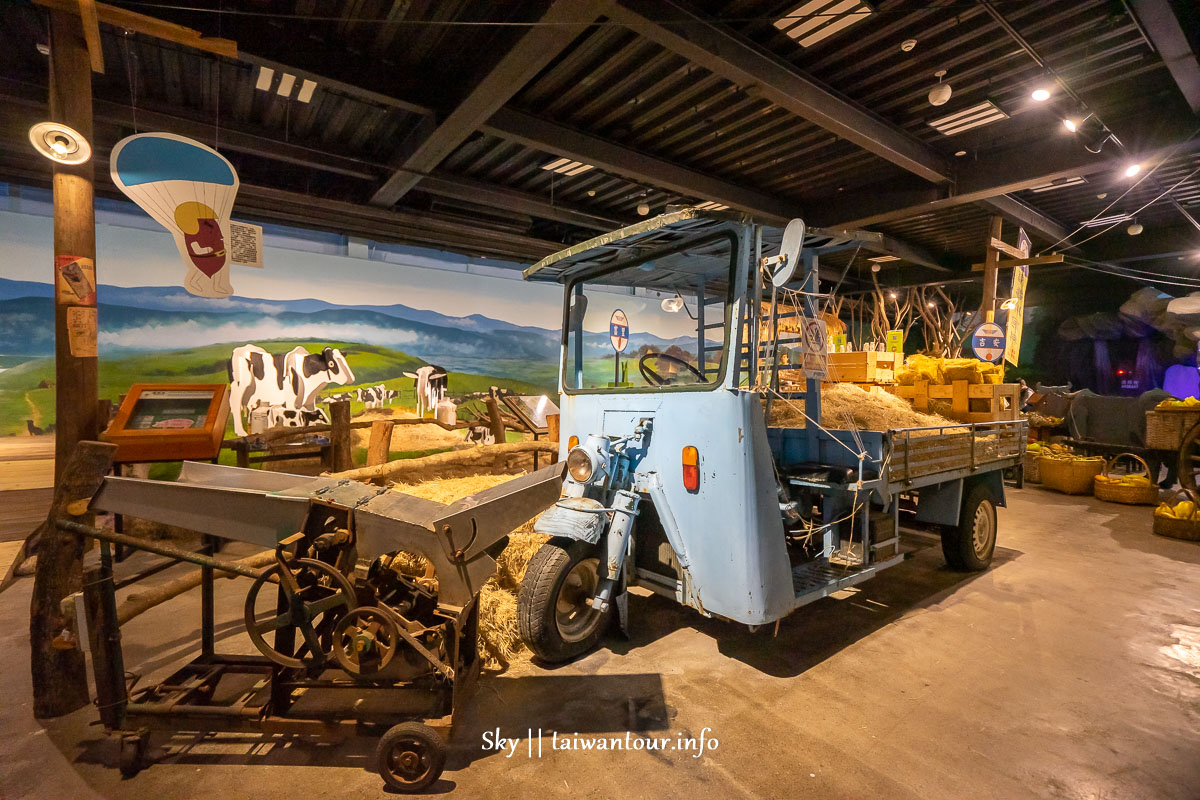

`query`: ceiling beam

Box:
[1129,0,1200,113]
[607,0,951,184]
[417,174,627,231]
[976,196,1071,246]
[816,130,1200,232]
[32,0,237,57]
[0,78,380,181]
[368,0,609,207]
[483,107,799,222]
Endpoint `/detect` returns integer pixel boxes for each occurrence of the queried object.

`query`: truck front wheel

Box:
[942,484,997,571]
[518,538,611,663]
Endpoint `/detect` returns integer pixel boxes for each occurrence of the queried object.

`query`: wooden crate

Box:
[1145,409,1200,450]
[777,351,899,385]
[890,380,1020,423]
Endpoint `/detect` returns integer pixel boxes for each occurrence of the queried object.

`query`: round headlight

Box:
[566,447,594,482]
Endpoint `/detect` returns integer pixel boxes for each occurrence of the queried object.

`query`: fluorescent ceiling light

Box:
[1080,214,1132,227]
[868,255,900,263]
[1029,176,1087,193]
[296,79,317,103]
[774,0,872,48]
[928,101,1009,135]
[255,66,274,91]
[276,73,296,97]
[694,201,729,211]
[541,157,594,176]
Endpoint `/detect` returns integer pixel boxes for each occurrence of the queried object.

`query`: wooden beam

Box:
[34,0,237,58]
[369,0,609,207]
[980,216,1004,320]
[76,0,103,73]
[971,254,1064,272]
[1129,0,1200,113]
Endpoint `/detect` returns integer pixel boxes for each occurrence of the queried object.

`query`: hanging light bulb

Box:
[1127,221,1143,236]
[637,202,650,216]
[661,296,684,313]
[889,291,898,300]
[928,69,951,106]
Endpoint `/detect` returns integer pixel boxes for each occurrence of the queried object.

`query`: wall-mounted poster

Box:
[55,255,95,305]
[109,133,241,298]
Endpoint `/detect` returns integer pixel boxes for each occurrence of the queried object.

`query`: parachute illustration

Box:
[110,133,240,298]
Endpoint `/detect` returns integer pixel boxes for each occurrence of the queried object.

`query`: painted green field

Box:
[0,340,555,437]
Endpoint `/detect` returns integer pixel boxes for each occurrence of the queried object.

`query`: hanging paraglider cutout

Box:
[110,133,240,298]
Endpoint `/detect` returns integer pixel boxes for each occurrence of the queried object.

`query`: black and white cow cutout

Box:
[404,365,448,418]
[228,344,354,436]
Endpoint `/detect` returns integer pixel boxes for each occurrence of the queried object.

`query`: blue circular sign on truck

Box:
[972,322,1006,363]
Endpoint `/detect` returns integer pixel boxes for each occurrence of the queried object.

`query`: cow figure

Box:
[465,425,496,446]
[268,406,329,429]
[404,365,448,418]
[228,344,354,437]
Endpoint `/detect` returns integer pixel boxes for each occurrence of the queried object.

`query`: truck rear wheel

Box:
[518,538,611,663]
[942,484,997,571]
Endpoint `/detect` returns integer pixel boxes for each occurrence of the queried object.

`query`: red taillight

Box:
[682,446,699,492]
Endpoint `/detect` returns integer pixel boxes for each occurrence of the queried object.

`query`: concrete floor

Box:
[1,486,1198,799]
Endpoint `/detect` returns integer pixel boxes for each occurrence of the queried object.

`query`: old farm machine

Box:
[59,457,564,792]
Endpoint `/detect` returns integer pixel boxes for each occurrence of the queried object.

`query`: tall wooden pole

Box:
[980,215,1003,323]
[50,10,99,477]
[30,10,98,719]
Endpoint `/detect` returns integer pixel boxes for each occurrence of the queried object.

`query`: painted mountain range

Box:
[0,279,692,371]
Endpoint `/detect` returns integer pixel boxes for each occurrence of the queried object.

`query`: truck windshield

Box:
[562,231,735,392]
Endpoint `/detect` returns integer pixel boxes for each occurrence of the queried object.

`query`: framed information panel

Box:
[101,383,230,463]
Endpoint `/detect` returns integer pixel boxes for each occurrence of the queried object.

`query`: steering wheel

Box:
[638,351,706,386]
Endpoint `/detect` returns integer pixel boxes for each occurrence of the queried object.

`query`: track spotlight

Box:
[1031,87,1051,102]
[1062,118,1078,132]
[1124,163,1142,178]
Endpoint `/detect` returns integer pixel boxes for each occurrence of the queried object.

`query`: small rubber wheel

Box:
[518,538,612,664]
[118,731,148,778]
[942,483,997,571]
[377,722,445,793]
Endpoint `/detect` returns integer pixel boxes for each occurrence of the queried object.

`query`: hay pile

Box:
[768,383,955,431]
[896,355,1004,386]
[389,474,550,670]
[351,408,469,451]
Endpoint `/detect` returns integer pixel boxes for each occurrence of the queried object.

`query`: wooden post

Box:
[30,440,116,718]
[546,412,560,464]
[329,400,353,472]
[485,397,507,445]
[981,215,1003,322]
[366,420,394,467]
[49,10,99,484]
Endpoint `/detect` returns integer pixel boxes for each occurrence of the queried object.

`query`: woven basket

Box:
[1038,455,1104,495]
[1093,453,1159,505]
[1152,488,1200,541]
[1023,451,1042,483]
[1145,408,1200,450]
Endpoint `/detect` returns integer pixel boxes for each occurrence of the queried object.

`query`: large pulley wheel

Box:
[333,607,400,675]
[1178,421,1200,498]
[244,557,356,669]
